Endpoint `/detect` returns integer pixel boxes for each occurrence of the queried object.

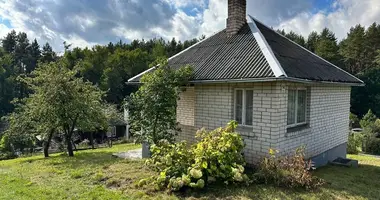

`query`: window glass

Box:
[235,90,243,124]
[287,89,296,125]
[297,90,307,123]
[245,90,253,125]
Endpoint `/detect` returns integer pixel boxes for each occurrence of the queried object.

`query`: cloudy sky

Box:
[1,0,380,52]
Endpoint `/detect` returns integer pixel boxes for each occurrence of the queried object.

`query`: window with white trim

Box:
[287,88,307,127]
[235,89,253,126]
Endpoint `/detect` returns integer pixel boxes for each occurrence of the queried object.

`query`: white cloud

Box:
[1,0,380,52]
[276,0,380,40]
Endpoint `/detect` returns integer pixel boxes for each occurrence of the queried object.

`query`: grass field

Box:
[1,144,380,200]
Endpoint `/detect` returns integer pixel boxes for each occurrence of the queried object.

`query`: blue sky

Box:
[0,0,379,52]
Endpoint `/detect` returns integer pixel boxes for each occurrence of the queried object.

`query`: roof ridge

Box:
[247,15,287,78]
[250,15,364,84]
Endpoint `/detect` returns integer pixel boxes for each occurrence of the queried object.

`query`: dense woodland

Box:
[0,22,380,123]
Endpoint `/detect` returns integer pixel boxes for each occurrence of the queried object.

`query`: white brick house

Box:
[129,0,363,166]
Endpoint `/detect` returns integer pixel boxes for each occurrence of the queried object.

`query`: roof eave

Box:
[189,77,364,86]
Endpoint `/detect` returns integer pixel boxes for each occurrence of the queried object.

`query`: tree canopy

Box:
[128,59,193,144]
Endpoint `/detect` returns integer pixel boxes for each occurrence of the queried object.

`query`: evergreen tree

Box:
[41,42,56,63]
[365,23,380,68]
[339,25,367,74]
[314,28,341,66]
[286,31,306,47]
[27,39,41,74]
[306,31,319,52]
[2,30,17,54]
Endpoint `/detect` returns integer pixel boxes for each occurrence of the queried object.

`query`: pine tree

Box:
[41,42,56,63]
[2,30,17,54]
[339,25,367,75]
[27,39,41,74]
[306,31,319,52]
[285,31,306,47]
[315,28,341,66]
[365,23,380,68]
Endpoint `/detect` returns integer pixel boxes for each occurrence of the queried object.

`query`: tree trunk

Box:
[66,131,74,157]
[67,139,74,157]
[43,130,54,158]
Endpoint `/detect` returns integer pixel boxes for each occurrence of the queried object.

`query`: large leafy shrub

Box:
[141,121,249,191]
[254,147,324,190]
[350,113,360,129]
[365,138,380,155]
[347,132,364,154]
[128,59,193,145]
[360,109,377,129]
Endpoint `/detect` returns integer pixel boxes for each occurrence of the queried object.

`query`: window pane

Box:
[287,90,296,125]
[235,90,243,124]
[245,90,253,125]
[297,90,307,123]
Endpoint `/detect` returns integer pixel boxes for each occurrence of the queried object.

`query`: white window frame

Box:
[287,88,307,128]
[234,89,254,127]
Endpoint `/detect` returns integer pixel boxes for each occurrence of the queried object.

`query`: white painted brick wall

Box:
[277,84,351,159]
[177,87,195,126]
[175,81,351,164]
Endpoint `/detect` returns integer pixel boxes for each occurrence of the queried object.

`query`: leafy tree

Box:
[100,48,149,104]
[360,109,377,128]
[21,60,108,156]
[2,105,37,154]
[128,59,193,144]
[0,51,16,117]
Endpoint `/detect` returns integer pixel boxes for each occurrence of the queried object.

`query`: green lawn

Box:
[1,144,380,200]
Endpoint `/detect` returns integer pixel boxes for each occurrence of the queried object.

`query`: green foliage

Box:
[16,60,108,157]
[0,151,17,161]
[360,109,377,128]
[143,121,249,191]
[352,68,380,117]
[349,112,360,129]
[147,140,193,178]
[254,147,324,190]
[347,132,364,154]
[365,138,380,155]
[128,59,193,144]
[192,121,247,183]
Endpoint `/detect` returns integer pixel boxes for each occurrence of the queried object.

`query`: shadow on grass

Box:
[20,151,124,170]
[314,163,380,199]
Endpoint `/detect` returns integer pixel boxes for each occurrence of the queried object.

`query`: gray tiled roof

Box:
[253,18,362,84]
[169,24,274,80]
[129,16,363,85]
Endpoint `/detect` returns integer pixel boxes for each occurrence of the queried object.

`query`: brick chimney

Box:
[226,0,247,37]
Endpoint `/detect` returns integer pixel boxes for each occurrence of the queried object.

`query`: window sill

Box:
[235,125,258,140]
[286,124,309,134]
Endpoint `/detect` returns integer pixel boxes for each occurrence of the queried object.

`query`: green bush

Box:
[365,138,380,155]
[142,121,249,191]
[360,109,377,129]
[347,132,364,154]
[0,152,17,161]
[254,147,324,190]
